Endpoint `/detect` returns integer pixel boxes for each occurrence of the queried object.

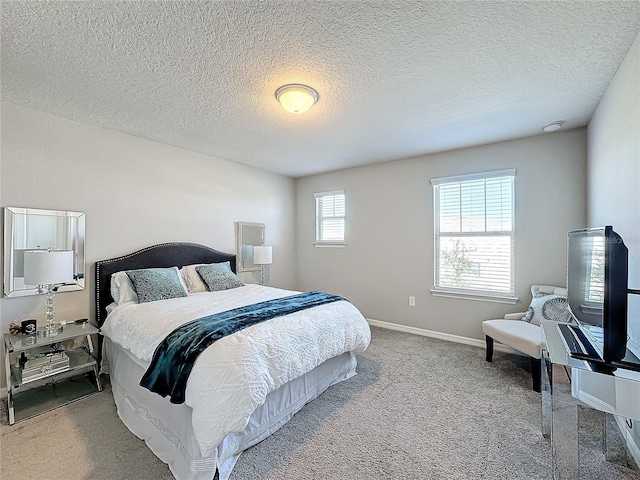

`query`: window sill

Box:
[314,243,346,248]
[430,289,518,304]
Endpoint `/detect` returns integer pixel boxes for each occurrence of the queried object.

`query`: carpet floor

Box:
[1,326,639,480]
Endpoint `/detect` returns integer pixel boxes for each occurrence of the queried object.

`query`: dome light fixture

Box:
[275,84,319,114]
[542,121,564,132]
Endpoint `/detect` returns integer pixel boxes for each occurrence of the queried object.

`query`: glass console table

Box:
[541,320,640,479]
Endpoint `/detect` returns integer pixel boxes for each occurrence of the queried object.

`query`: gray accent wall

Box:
[0,103,296,387]
[296,130,587,340]
[587,33,640,449]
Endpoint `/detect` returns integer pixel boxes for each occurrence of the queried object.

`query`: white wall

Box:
[296,130,587,340]
[0,103,296,385]
[587,32,640,449]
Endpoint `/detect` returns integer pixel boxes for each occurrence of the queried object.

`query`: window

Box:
[431,169,516,302]
[315,190,345,246]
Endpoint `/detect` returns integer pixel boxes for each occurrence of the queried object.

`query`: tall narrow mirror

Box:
[3,207,86,297]
[236,222,264,272]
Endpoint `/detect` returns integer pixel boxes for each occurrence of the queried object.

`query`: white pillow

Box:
[110,271,139,304]
[180,264,209,293]
[522,291,572,326]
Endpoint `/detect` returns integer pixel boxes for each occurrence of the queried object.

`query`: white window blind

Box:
[315,190,345,245]
[432,170,515,300]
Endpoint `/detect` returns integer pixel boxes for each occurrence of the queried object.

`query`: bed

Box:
[94,242,371,480]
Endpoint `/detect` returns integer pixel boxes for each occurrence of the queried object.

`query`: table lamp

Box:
[24,250,74,337]
[253,246,272,285]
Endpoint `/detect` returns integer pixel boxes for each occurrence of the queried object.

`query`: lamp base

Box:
[37,324,64,337]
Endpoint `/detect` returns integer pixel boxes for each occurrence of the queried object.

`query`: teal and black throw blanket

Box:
[140,290,347,404]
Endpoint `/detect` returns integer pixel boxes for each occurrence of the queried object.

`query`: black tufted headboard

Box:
[94,242,236,327]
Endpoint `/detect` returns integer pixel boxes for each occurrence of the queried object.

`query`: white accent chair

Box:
[482,284,567,392]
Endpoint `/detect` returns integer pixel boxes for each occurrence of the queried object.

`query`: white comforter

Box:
[101,284,371,457]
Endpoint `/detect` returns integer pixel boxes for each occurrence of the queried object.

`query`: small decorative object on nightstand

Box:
[21,319,37,335]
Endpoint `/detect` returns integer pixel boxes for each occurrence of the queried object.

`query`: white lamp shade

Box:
[24,250,74,285]
[253,246,273,265]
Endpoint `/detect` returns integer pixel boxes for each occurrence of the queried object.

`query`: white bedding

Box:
[100,284,371,458]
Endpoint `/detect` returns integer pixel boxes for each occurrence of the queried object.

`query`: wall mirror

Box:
[3,207,86,297]
[236,222,264,272]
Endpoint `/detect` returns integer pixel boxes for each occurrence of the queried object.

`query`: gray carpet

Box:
[2,327,639,480]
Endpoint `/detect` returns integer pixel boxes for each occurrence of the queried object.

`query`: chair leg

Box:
[485,335,494,362]
[531,358,541,393]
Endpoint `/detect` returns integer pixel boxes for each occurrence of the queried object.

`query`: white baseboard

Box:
[365,318,520,355]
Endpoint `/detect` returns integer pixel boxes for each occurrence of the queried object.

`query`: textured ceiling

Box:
[2,1,639,178]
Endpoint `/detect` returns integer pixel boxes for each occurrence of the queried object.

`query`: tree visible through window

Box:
[432,170,515,299]
[315,190,345,245]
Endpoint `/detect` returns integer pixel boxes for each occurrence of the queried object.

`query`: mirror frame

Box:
[236,221,265,272]
[3,206,86,297]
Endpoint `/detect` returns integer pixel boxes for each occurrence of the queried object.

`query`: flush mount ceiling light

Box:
[275,84,319,114]
[543,121,564,132]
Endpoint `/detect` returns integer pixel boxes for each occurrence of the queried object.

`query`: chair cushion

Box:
[482,319,542,359]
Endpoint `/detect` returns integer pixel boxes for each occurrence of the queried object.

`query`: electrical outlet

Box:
[409,296,416,306]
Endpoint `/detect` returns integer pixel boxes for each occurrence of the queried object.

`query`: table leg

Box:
[5,346,15,425]
[542,351,552,439]
[85,334,103,392]
[552,396,579,480]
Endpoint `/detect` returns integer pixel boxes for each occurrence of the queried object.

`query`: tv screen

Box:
[567,226,628,363]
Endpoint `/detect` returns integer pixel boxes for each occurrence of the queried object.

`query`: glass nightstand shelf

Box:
[3,322,103,424]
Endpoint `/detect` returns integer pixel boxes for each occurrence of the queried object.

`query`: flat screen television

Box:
[567,226,628,364]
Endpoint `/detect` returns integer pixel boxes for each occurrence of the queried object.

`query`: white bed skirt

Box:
[102,338,358,480]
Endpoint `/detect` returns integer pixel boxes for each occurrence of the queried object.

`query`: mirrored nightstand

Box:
[3,322,103,425]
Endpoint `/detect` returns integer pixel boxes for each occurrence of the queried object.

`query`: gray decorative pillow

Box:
[126,267,188,303]
[522,291,572,326]
[195,262,244,292]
